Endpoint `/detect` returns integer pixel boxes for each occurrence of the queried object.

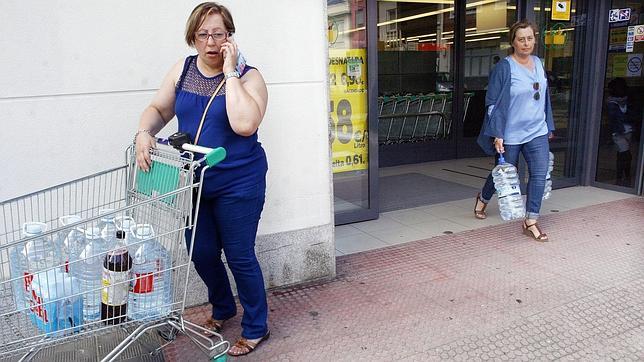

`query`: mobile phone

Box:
[236,50,246,74]
[225,35,246,74]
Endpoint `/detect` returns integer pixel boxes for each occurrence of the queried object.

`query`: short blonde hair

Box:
[185,2,235,47]
[508,20,538,53]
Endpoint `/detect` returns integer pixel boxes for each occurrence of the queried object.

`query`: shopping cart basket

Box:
[0,134,229,361]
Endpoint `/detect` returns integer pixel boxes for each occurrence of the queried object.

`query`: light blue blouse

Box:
[503,55,549,145]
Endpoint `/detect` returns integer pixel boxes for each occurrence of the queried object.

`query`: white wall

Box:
[0,1,333,238]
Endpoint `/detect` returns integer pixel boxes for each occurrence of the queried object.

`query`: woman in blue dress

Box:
[134,2,270,357]
[474,20,555,241]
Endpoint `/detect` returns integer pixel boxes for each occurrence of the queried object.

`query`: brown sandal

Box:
[227,331,270,357]
[474,193,488,219]
[202,317,227,336]
[523,220,549,242]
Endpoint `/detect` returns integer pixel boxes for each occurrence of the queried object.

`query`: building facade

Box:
[1,0,642,303]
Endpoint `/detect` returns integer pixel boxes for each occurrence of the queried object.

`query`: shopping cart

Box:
[0,133,229,361]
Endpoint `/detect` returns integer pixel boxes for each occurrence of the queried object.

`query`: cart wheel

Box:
[157,325,178,341]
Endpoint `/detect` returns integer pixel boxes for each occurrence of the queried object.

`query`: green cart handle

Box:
[157,133,227,167]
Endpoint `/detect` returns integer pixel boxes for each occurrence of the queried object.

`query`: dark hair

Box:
[185,2,235,47]
[608,77,628,97]
[508,20,538,54]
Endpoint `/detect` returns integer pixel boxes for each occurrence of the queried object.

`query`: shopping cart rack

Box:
[0,134,229,361]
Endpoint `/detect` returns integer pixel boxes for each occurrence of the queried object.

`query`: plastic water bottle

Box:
[72,226,110,323]
[128,224,173,321]
[10,222,57,312]
[58,215,86,274]
[543,152,555,200]
[100,212,118,245]
[28,268,83,335]
[492,155,525,220]
[114,216,137,254]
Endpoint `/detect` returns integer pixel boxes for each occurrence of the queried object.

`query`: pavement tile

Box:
[153,197,644,361]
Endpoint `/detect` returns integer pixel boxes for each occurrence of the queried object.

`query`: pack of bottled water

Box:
[28,268,83,335]
[493,155,525,221]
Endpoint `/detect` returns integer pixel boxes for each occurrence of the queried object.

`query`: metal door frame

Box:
[334,0,380,225]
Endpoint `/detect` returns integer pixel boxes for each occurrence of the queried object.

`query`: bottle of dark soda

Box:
[101,230,132,324]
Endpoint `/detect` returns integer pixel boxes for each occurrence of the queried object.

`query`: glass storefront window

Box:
[533,0,586,185]
[328,0,371,214]
[464,1,517,139]
[595,0,644,189]
[376,0,456,144]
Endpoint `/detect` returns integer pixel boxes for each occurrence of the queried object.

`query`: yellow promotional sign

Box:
[329,49,368,174]
[551,0,571,21]
[612,54,628,78]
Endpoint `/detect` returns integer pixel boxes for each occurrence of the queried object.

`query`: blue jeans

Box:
[480,134,550,220]
[185,180,268,339]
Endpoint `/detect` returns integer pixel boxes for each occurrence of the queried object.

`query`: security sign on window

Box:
[609,8,631,23]
[551,0,571,21]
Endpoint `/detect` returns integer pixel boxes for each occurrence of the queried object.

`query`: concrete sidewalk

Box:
[165,197,644,361]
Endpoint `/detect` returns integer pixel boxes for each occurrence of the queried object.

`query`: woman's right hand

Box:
[135,131,156,172]
[494,137,505,154]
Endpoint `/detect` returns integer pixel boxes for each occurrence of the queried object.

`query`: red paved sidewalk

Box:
[164,197,644,361]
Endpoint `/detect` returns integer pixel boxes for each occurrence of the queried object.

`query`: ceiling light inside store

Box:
[379,0,454,3]
[377,0,498,27]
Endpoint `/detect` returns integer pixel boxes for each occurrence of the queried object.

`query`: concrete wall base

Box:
[184,223,336,308]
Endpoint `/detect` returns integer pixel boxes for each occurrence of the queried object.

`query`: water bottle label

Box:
[497,185,520,198]
[102,270,130,305]
[132,272,154,294]
[29,289,49,322]
[23,272,34,292]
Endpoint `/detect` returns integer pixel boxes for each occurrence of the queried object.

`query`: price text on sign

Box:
[329,49,368,173]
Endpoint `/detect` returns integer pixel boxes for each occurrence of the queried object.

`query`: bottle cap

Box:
[59,215,82,226]
[99,208,115,222]
[84,226,101,239]
[133,224,155,238]
[116,230,126,239]
[24,222,46,235]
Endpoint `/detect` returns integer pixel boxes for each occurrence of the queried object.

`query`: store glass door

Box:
[594,0,644,193]
[376,0,457,166]
[328,0,379,224]
[532,0,588,188]
[462,0,518,156]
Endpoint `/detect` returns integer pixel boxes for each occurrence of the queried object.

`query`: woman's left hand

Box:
[220,39,238,74]
[548,132,555,140]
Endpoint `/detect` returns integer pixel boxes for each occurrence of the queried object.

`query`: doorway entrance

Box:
[375,0,517,213]
[593,0,644,194]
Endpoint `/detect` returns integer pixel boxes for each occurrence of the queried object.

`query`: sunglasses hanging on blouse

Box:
[533,82,540,100]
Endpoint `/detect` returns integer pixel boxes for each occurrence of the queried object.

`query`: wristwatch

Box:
[224,71,240,80]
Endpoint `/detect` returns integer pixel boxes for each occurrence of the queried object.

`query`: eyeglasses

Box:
[533,82,540,100]
[195,31,230,42]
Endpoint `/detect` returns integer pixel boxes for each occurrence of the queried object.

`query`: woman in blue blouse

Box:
[134,2,270,357]
[474,21,555,241]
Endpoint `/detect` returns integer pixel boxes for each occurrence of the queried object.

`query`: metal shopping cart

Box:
[0,134,229,361]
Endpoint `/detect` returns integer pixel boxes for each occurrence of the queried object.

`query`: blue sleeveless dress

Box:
[175,55,268,197]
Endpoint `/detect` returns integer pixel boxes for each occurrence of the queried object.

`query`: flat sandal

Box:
[523,220,549,242]
[474,193,487,219]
